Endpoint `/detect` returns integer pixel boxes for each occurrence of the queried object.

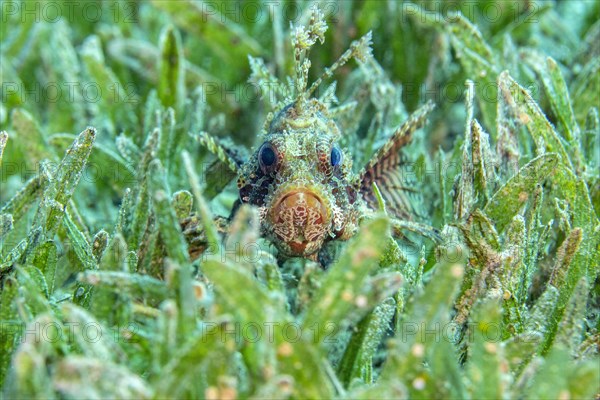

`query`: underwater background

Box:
[1,1,599,398]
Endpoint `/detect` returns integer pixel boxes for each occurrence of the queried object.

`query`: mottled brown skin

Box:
[237,99,361,261]
[181,215,231,260]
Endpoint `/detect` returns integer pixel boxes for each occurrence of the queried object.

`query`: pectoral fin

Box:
[358,101,435,220]
[197,132,246,199]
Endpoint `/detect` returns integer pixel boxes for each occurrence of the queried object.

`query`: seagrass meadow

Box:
[1,0,599,398]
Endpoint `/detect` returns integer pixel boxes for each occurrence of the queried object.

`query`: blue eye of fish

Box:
[330,146,342,167]
[259,143,277,167]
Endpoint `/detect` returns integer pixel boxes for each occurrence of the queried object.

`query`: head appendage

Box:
[291,7,327,97]
[289,6,374,109]
[250,6,374,118]
[304,32,373,100]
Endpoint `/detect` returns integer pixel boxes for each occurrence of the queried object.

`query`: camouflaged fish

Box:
[182,9,437,263]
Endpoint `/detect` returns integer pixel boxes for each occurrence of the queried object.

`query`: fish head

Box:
[237,100,360,258]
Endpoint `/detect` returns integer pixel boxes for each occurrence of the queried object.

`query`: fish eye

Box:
[330,146,343,167]
[259,142,277,172]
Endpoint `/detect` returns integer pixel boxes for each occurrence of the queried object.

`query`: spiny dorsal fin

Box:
[358,101,435,220]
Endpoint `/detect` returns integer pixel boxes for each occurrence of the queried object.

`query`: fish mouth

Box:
[269,188,330,256]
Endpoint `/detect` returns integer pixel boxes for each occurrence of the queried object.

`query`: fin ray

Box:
[197,131,244,174]
[359,101,435,220]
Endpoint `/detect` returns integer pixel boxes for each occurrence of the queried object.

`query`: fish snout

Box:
[269,188,331,256]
